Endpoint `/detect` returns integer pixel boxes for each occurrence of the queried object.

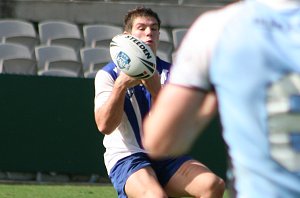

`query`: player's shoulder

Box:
[94,61,117,82]
[181,1,245,53]
[101,61,117,73]
[193,2,244,32]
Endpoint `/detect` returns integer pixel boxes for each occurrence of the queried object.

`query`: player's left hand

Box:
[141,71,161,101]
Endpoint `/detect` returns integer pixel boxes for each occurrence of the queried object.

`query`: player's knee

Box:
[202,175,225,198]
[191,174,225,198]
[143,188,168,198]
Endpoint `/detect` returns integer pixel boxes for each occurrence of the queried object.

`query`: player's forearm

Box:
[143,85,208,158]
[95,84,127,135]
[146,84,161,102]
[196,92,218,131]
[142,72,161,102]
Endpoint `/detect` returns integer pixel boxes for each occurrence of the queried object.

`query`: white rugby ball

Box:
[110,34,156,79]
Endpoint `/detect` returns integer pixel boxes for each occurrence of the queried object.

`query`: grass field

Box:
[0,184,117,198]
[0,183,229,198]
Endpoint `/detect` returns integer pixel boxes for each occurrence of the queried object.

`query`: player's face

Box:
[130,16,160,54]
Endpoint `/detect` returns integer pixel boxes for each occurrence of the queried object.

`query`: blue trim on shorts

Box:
[109,152,192,198]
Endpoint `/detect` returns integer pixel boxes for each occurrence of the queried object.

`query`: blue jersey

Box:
[170,1,300,197]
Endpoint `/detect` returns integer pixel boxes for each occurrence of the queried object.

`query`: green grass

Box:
[0,183,229,198]
[0,184,117,198]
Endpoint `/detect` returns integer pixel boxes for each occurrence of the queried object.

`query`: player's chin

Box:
[145,42,156,52]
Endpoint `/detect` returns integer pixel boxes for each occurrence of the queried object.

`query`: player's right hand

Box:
[115,71,141,89]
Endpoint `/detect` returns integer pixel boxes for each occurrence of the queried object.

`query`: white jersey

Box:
[95,59,171,174]
[170,0,300,197]
[94,69,145,174]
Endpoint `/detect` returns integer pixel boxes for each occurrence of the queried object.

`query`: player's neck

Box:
[256,0,300,10]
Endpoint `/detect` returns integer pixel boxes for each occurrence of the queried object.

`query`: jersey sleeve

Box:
[169,13,216,91]
[94,70,115,111]
[169,5,239,91]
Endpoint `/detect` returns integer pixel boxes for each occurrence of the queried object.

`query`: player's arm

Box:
[141,71,161,101]
[95,72,140,135]
[143,84,217,158]
[143,11,223,157]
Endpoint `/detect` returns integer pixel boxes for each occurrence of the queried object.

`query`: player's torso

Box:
[102,58,171,173]
[210,1,300,197]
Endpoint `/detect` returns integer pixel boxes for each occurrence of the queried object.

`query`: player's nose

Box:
[145,27,153,36]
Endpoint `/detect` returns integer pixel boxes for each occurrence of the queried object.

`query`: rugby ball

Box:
[110,34,156,79]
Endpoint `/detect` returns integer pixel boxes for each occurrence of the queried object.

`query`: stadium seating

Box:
[157,28,173,62]
[39,69,80,78]
[0,18,185,78]
[80,47,111,77]
[83,24,123,48]
[172,28,188,49]
[0,19,39,56]
[38,20,84,53]
[0,43,37,75]
[35,45,83,77]
[85,70,99,79]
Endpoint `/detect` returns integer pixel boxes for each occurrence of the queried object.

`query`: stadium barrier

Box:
[0,74,227,181]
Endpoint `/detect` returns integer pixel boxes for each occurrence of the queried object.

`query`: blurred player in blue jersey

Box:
[94,7,224,198]
[143,0,300,197]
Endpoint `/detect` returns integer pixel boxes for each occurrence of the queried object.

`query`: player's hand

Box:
[115,72,141,89]
[141,71,161,101]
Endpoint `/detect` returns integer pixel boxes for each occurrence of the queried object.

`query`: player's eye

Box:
[151,26,158,31]
[137,26,145,30]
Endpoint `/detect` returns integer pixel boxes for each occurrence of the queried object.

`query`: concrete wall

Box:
[0,0,229,28]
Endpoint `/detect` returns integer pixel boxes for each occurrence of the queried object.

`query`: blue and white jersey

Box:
[94,57,170,175]
[170,0,300,197]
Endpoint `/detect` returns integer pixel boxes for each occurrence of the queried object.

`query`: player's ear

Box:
[124,31,129,35]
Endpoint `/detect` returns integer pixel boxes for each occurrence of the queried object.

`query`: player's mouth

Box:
[144,40,153,45]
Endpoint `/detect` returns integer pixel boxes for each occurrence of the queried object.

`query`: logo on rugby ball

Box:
[116,51,131,70]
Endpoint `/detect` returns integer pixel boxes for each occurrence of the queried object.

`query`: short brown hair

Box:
[123,7,161,32]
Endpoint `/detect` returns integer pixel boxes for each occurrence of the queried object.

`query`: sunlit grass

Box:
[0,183,117,198]
[0,183,229,198]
